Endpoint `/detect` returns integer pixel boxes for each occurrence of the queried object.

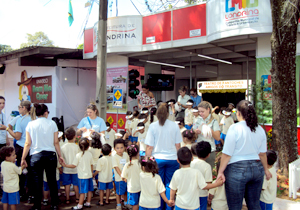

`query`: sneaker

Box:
[42,200,49,206]
[83,203,91,208]
[125,204,132,210]
[116,206,122,210]
[27,196,34,204]
[72,205,83,210]
[95,189,100,195]
[69,191,75,196]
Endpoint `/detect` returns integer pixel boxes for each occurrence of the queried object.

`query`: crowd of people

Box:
[0,88,277,210]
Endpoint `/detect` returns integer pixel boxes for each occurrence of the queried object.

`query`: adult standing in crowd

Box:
[77,103,106,135]
[1,100,33,200]
[145,103,182,210]
[0,96,9,148]
[195,101,221,169]
[190,88,202,108]
[137,83,156,109]
[176,86,191,118]
[228,102,237,121]
[217,100,271,210]
[21,103,63,210]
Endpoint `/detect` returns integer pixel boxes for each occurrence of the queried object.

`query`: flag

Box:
[68,0,74,26]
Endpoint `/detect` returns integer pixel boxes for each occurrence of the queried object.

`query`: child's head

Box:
[124,139,133,149]
[136,122,145,134]
[266,150,277,166]
[177,147,192,166]
[58,131,64,142]
[196,141,211,159]
[223,107,232,118]
[175,116,185,128]
[0,146,15,162]
[150,107,157,123]
[126,111,133,120]
[138,114,148,124]
[220,107,226,115]
[191,143,198,156]
[192,107,199,117]
[65,127,76,141]
[102,144,112,156]
[140,156,159,177]
[127,145,139,164]
[182,130,196,144]
[186,99,194,109]
[114,138,125,156]
[141,107,149,116]
[214,106,220,115]
[79,138,90,153]
[106,122,111,132]
[133,110,140,119]
[90,132,102,149]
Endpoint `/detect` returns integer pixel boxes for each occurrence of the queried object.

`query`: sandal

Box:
[105,201,110,205]
[97,202,104,206]
[65,199,70,204]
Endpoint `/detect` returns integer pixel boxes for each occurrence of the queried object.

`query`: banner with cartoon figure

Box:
[18,70,52,103]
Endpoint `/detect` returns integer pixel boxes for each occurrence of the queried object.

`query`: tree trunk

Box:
[270,0,299,176]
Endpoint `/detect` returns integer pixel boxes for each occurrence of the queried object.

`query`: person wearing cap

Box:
[137,83,156,110]
[177,86,191,118]
[133,122,147,156]
[129,111,140,143]
[125,111,134,140]
[219,108,235,145]
[105,122,116,149]
[167,99,176,122]
[58,131,66,148]
[184,99,194,130]
[192,107,201,130]
[175,117,187,148]
[141,107,149,117]
[228,103,237,122]
[190,88,202,108]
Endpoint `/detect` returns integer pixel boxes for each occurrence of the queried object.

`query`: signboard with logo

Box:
[207,0,272,42]
[113,88,123,108]
[197,79,251,92]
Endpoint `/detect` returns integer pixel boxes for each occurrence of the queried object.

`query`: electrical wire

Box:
[130,0,142,15]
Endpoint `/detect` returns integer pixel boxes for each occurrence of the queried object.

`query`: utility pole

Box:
[96,0,108,119]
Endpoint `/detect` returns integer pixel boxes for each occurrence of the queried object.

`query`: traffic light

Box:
[128,69,140,99]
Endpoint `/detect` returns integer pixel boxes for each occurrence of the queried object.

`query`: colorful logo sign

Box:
[226,0,258,13]
[225,0,259,24]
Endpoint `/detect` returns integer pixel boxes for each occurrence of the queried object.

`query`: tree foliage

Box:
[77,43,84,49]
[20,31,54,48]
[0,44,13,54]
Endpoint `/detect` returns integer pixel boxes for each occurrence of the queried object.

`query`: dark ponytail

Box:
[127,145,139,167]
[150,107,157,123]
[236,100,258,132]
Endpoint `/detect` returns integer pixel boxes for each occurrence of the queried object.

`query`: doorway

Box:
[202,92,245,108]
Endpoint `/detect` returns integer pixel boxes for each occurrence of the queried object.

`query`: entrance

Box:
[202,92,246,108]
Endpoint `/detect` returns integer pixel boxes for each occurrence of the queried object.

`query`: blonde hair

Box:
[198,101,214,124]
[157,103,168,126]
[86,102,99,117]
[20,100,36,120]
[179,86,188,92]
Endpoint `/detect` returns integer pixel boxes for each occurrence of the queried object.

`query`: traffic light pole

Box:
[96,0,108,120]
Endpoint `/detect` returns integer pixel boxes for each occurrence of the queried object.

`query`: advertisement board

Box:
[207,0,272,42]
[198,79,250,91]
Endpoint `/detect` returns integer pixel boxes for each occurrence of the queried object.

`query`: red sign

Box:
[106,113,126,131]
[143,11,172,44]
[173,4,206,40]
[84,28,93,54]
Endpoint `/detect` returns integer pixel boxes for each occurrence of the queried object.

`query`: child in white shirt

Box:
[105,122,116,149]
[0,146,26,210]
[220,108,234,144]
[88,132,102,185]
[61,127,80,204]
[94,144,113,206]
[184,99,194,130]
[129,111,140,143]
[260,150,278,210]
[121,145,141,210]
[170,147,223,210]
[175,117,187,146]
[139,156,172,209]
[191,141,213,210]
[133,122,147,156]
[181,130,196,150]
[62,138,94,210]
[149,107,158,123]
[125,111,133,137]
[112,139,130,210]
[167,100,176,122]
[192,107,201,130]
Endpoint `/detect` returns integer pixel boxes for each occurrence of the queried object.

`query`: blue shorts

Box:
[185,124,193,130]
[260,201,273,210]
[93,170,99,180]
[131,136,138,142]
[128,192,140,206]
[139,207,160,210]
[128,135,133,141]
[115,181,127,195]
[78,178,94,194]
[175,206,199,210]
[1,191,20,205]
[98,182,113,190]
[220,133,226,140]
[140,151,145,156]
[62,173,79,186]
[214,139,221,145]
[199,197,208,210]
[44,180,60,191]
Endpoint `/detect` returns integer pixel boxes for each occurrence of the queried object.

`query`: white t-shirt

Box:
[191,159,212,197]
[212,113,220,124]
[96,155,113,183]
[61,142,80,174]
[89,147,101,170]
[121,159,141,193]
[221,116,234,135]
[179,127,187,147]
[112,152,129,182]
[138,131,147,152]
[177,95,191,108]
[125,119,132,130]
[145,120,182,160]
[139,172,166,208]
[26,117,58,155]
[168,107,175,121]
[72,151,93,179]
[105,129,116,148]
[222,121,267,164]
[185,108,193,125]
[260,166,277,204]
[144,120,150,133]
[1,161,22,193]
[130,118,139,137]
[209,180,228,210]
[169,167,207,209]
[0,112,7,144]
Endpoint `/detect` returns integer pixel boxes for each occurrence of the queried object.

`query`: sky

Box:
[0,0,151,49]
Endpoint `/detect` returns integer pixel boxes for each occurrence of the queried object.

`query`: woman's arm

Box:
[54,131,64,164]
[259,152,272,180]
[1,125,21,140]
[146,145,153,156]
[175,143,180,151]
[211,130,221,141]
[216,153,231,182]
[21,131,32,167]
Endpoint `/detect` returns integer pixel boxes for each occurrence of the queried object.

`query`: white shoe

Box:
[116,206,122,210]
[69,191,75,196]
[95,190,100,195]
[125,204,132,210]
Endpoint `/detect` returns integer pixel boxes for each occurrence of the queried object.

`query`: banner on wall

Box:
[107,67,128,114]
[17,70,52,103]
[207,0,272,42]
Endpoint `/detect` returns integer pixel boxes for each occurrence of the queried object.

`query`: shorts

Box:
[260,201,273,210]
[62,173,79,186]
[214,139,221,145]
[44,180,60,191]
[185,124,193,130]
[199,197,208,210]
[140,151,145,156]
[128,192,140,206]
[98,182,113,190]
[93,170,98,180]
[115,181,127,195]
[128,135,133,141]
[78,178,94,194]
[1,191,20,205]
[175,206,199,210]
[131,137,138,142]
[220,133,226,140]
[139,207,160,210]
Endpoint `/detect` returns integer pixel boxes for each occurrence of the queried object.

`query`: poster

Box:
[106,67,128,114]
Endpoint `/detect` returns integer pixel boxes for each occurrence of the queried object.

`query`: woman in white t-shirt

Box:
[21,103,63,210]
[176,86,191,118]
[217,100,272,210]
[145,103,182,210]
